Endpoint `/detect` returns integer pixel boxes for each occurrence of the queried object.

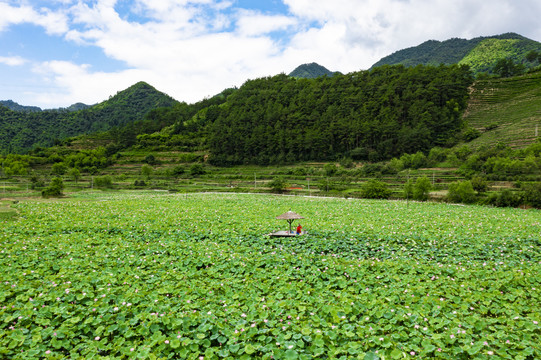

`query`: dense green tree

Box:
[189,163,205,176]
[41,177,64,198]
[207,65,473,164]
[51,162,67,175]
[141,164,153,179]
[268,177,288,193]
[68,168,81,183]
[360,180,392,199]
[493,58,525,78]
[523,182,541,208]
[412,176,432,201]
[447,181,476,204]
[94,175,113,189]
[471,176,488,194]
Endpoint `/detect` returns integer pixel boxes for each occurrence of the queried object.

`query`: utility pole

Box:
[406,170,410,208]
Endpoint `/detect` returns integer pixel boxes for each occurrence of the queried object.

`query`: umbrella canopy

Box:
[276,211,304,233]
[276,211,304,220]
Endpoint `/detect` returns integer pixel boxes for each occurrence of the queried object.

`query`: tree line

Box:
[204,65,473,165]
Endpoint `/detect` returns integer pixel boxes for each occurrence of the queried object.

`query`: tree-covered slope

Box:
[372,33,541,75]
[0,82,178,154]
[0,100,42,113]
[204,64,473,164]
[289,63,337,78]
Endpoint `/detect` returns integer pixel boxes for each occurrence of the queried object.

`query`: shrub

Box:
[51,162,67,175]
[361,180,391,199]
[403,179,414,200]
[189,163,205,176]
[68,168,81,183]
[463,127,481,142]
[144,154,159,165]
[485,189,523,208]
[447,181,476,204]
[268,177,288,193]
[94,175,113,189]
[360,163,384,176]
[411,152,427,169]
[339,157,354,169]
[30,175,45,189]
[412,176,432,201]
[41,177,64,198]
[523,182,541,208]
[471,176,488,194]
[141,164,154,179]
[134,180,147,187]
[323,163,337,176]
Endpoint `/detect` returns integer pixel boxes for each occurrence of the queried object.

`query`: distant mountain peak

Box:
[289,63,337,78]
[371,33,541,75]
[0,100,42,112]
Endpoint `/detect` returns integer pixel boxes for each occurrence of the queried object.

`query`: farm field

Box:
[0,192,539,359]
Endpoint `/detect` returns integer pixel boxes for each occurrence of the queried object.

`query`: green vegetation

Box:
[460,38,522,74]
[0,200,18,221]
[0,82,177,154]
[360,180,391,199]
[207,65,472,165]
[0,192,539,359]
[1,36,541,210]
[373,33,541,76]
[463,71,541,149]
[288,63,337,79]
[41,177,64,198]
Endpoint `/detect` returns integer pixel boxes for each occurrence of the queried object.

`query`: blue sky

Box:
[1,0,541,109]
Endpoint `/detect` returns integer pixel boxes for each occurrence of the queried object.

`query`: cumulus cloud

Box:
[282,0,541,71]
[235,10,297,37]
[0,55,27,66]
[0,2,68,34]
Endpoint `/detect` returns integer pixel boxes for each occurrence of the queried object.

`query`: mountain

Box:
[0,100,42,112]
[64,103,91,112]
[0,82,178,154]
[372,33,541,75]
[289,63,337,78]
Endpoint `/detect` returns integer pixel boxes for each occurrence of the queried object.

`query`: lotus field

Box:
[1,192,539,359]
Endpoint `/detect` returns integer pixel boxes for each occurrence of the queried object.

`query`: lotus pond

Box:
[1,192,539,359]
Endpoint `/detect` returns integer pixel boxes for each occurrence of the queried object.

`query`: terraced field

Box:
[464,71,541,149]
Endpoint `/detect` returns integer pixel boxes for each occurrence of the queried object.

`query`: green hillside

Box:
[372,33,541,75]
[289,62,337,78]
[0,100,42,113]
[0,82,177,154]
[463,70,541,148]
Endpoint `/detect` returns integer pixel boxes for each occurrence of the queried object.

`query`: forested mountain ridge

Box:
[0,100,92,112]
[0,100,42,113]
[289,63,338,78]
[372,33,541,75]
[112,64,472,165]
[0,82,178,154]
[206,65,472,164]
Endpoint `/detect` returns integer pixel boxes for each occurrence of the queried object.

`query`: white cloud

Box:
[0,55,27,66]
[235,10,297,36]
[0,2,68,34]
[281,0,541,72]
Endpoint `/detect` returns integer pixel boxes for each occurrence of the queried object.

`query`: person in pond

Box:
[296,223,302,235]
